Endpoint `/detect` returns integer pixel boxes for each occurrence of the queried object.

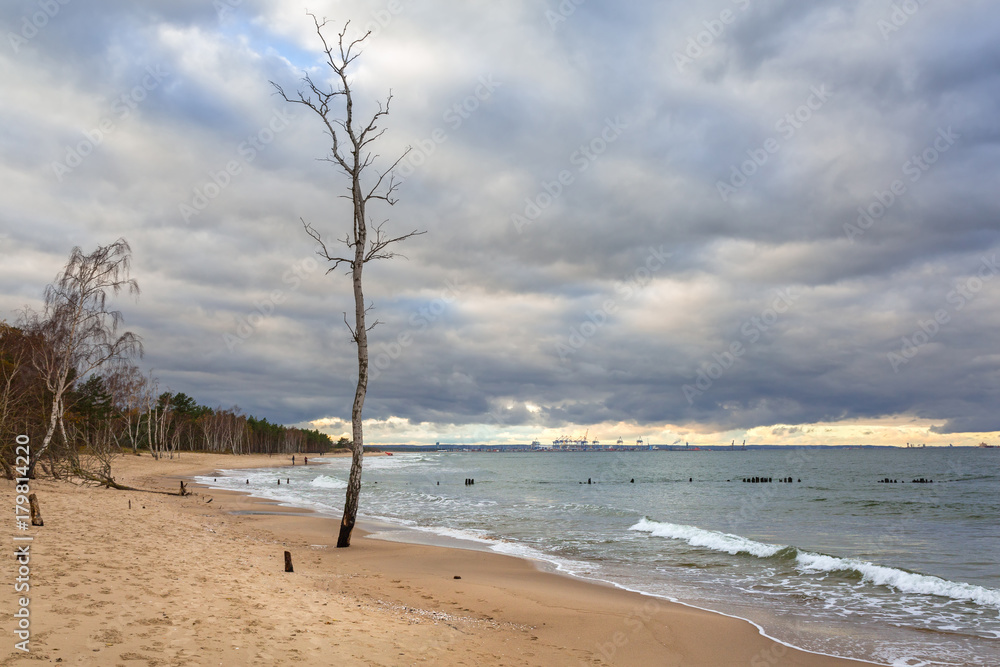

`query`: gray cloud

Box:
[2,0,999,443]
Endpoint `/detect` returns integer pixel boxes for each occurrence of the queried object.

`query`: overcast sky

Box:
[3,0,999,446]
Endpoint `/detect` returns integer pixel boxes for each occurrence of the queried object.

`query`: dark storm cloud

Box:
[2,0,999,442]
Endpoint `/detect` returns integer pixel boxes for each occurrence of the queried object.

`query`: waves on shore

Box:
[629,517,785,558]
[629,517,1000,608]
[197,450,1000,665]
[309,474,347,489]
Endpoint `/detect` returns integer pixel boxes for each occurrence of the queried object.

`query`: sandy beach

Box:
[3,452,876,666]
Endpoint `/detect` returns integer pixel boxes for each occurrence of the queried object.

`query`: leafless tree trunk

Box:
[168,419,182,459]
[284,428,304,454]
[230,409,248,454]
[199,409,220,452]
[22,239,142,478]
[0,324,27,438]
[155,392,173,460]
[272,15,422,547]
[108,365,147,454]
[0,323,34,477]
[144,373,159,457]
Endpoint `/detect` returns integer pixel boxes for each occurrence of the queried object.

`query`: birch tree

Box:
[23,239,142,478]
[118,366,149,455]
[0,323,45,478]
[271,15,421,547]
[144,372,160,455]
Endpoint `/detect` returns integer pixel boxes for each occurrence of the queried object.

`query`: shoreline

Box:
[180,453,887,666]
[193,456,888,666]
[5,452,878,665]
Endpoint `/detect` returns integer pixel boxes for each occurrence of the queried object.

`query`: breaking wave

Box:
[310,474,348,490]
[630,518,1000,608]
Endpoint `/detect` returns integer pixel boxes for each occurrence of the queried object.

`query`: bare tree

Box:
[22,239,142,478]
[227,408,249,454]
[109,365,148,455]
[0,323,28,443]
[271,15,422,547]
[0,322,44,478]
[199,408,224,452]
[153,391,173,460]
[144,371,160,456]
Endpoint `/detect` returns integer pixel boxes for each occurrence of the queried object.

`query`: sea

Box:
[195,447,1000,666]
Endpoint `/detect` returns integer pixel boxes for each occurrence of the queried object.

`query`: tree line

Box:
[1,239,339,482]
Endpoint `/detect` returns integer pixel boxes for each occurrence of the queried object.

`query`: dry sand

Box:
[2,452,877,666]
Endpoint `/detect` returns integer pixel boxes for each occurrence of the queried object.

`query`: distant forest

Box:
[1,320,340,480]
[1,239,342,482]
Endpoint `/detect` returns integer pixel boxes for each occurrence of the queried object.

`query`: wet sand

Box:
[2,452,877,666]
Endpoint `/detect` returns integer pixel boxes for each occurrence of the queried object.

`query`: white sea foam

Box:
[629,518,784,558]
[394,523,593,575]
[795,553,1000,608]
[630,518,1000,609]
[357,454,433,470]
[310,474,347,490]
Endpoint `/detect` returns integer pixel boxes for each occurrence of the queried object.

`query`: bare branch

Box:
[342,312,358,342]
[366,147,412,202]
[276,15,423,548]
[301,219,354,273]
[365,222,426,263]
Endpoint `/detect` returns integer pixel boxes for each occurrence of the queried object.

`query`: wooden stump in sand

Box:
[284,551,294,573]
[28,493,43,527]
